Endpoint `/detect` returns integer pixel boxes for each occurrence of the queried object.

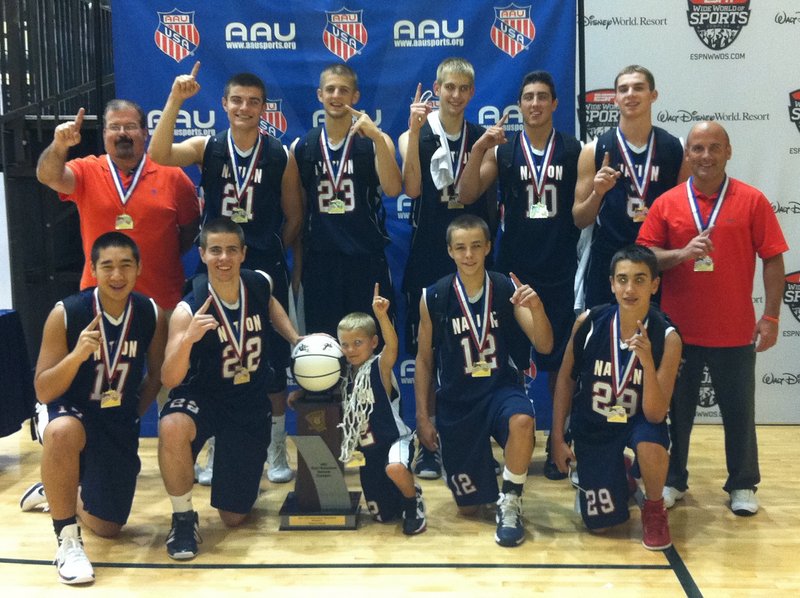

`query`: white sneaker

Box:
[662,486,685,509]
[267,430,294,483]
[20,482,50,512]
[196,439,215,486]
[730,489,758,516]
[55,525,94,585]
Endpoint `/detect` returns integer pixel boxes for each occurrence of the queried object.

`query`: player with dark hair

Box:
[150,63,303,484]
[460,69,582,479]
[291,63,402,339]
[29,232,166,583]
[158,218,300,560]
[337,284,425,535]
[551,244,681,550]
[36,100,200,311]
[573,65,688,308]
[415,214,553,547]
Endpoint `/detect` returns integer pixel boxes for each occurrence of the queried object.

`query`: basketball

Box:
[291,333,345,392]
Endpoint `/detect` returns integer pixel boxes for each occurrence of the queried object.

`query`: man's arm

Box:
[647,228,714,272]
[137,306,168,416]
[458,116,506,205]
[573,143,620,229]
[754,253,785,352]
[36,108,85,195]
[414,294,438,451]
[550,315,583,473]
[280,150,304,249]
[346,105,402,197]
[399,83,432,199]
[148,61,207,167]
[268,296,301,348]
[34,308,101,404]
[161,297,217,389]
[510,273,554,355]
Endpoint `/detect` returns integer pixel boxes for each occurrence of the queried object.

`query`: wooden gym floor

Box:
[1,424,798,595]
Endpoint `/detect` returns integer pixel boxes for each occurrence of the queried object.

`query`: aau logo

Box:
[260,99,287,139]
[783,272,800,324]
[490,4,535,58]
[582,89,619,140]
[686,0,751,51]
[154,9,199,63]
[323,7,367,62]
[789,90,800,135]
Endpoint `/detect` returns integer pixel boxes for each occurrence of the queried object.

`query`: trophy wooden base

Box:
[279,490,361,530]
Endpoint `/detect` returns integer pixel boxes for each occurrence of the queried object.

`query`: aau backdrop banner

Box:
[582,0,800,424]
[111,1,577,427]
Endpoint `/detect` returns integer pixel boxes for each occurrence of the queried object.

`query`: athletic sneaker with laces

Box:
[20,482,49,512]
[729,489,759,516]
[166,510,201,560]
[195,439,214,486]
[413,446,442,480]
[402,485,427,535]
[641,497,672,550]
[54,525,94,585]
[495,492,525,547]
[267,430,294,483]
[662,486,685,509]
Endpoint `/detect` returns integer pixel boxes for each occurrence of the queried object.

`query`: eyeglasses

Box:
[106,124,142,133]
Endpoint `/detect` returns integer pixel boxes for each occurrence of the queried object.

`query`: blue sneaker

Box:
[166,511,201,560]
[413,446,442,480]
[495,492,525,547]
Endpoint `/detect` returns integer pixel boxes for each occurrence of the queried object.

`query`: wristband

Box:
[761,315,779,324]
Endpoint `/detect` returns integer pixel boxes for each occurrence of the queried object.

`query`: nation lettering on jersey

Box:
[581,89,619,140]
[784,271,800,324]
[260,99,288,139]
[490,4,535,59]
[686,0,751,51]
[789,90,800,135]
[323,7,368,62]
[154,9,200,63]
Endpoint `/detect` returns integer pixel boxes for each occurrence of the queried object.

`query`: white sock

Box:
[169,490,193,514]
[503,466,527,485]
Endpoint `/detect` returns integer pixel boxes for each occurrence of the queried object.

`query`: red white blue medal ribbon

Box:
[448,121,469,189]
[452,271,493,355]
[615,127,655,200]
[520,128,555,198]
[208,279,247,365]
[319,125,355,197]
[93,287,133,387]
[687,176,729,234]
[106,154,146,207]
[226,130,263,205]
[610,308,644,399]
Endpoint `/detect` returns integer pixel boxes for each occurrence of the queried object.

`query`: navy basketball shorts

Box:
[438,386,535,507]
[573,417,669,530]
[360,434,415,522]
[35,401,141,525]
[161,394,271,514]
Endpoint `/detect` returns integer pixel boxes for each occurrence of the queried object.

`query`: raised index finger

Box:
[497,112,510,127]
[74,107,86,130]
[86,311,102,331]
[196,295,213,315]
[413,83,422,104]
[509,271,521,287]
[636,319,649,337]
[602,151,611,169]
[374,282,380,297]
[189,60,201,78]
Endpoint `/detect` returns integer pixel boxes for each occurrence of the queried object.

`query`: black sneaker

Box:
[402,485,427,535]
[166,511,201,560]
[413,446,442,480]
[543,435,567,480]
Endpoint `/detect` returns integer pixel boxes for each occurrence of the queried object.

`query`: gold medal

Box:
[328,198,346,214]
[230,207,249,223]
[115,214,134,230]
[528,202,549,219]
[233,366,251,385]
[632,205,649,223]
[471,360,491,378]
[100,389,122,408]
[447,199,464,210]
[606,405,628,423]
[694,256,714,272]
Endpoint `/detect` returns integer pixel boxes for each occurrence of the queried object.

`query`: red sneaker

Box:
[642,497,672,551]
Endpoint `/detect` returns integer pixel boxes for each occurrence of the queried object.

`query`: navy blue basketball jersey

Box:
[59,289,157,421]
[350,356,411,450]
[496,130,581,284]
[295,127,388,256]
[170,269,274,403]
[403,121,497,293]
[570,304,674,444]
[425,272,522,405]
[592,126,683,255]
[201,130,288,261]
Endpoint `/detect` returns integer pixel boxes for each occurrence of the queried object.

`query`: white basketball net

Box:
[338,355,378,463]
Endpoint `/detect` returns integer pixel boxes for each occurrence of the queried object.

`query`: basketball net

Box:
[338,355,378,463]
